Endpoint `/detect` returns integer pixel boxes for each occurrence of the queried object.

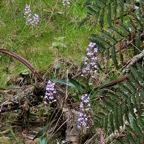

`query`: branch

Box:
[122,50,144,74]
[94,74,129,90]
[0,49,44,82]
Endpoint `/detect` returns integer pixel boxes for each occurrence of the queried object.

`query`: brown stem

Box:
[0,49,44,82]
[94,74,129,90]
[122,50,144,73]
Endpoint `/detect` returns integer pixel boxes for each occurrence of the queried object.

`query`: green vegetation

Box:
[0,0,144,144]
[0,0,93,87]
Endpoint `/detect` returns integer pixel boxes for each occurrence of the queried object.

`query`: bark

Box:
[122,50,144,73]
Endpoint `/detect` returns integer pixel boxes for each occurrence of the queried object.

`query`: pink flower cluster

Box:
[82,42,98,77]
[77,94,91,129]
[44,80,57,104]
[24,4,39,26]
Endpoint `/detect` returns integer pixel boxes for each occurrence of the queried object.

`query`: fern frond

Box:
[93,63,144,142]
[84,0,144,68]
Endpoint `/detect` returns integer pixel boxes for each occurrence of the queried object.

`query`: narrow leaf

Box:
[68,77,84,91]
[111,46,118,69]
[130,67,144,84]
[114,107,119,131]
[33,126,47,140]
[110,113,115,132]
[107,4,112,26]
[120,0,124,23]
[52,79,75,87]
[104,115,108,131]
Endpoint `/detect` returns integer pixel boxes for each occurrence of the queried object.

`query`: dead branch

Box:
[122,50,144,74]
[94,74,129,90]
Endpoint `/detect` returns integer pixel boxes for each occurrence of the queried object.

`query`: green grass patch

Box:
[0,0,94,87]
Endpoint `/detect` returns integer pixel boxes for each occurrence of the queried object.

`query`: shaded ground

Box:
[0,58,82,144]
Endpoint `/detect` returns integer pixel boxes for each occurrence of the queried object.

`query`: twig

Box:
[94,74,129,90]
[106,124,126,143]
[122,50,144,74]
[99,128,106,144]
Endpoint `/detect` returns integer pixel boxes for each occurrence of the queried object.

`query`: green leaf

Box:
[120,84,130,97]
[125,133,136,143]
[79,17,88,27]
[68,77,84,91]
[137,117,144,130]
[97,1,105,8]
[133,120,143,137]
[21,69,29,75]
[127,79,136,92]
[130,67,144,84]
[128,73,140,88]
[119,24,130,34]
[125,105,130,124]
[136,63,144,74]
[100,79,111,88]
[135,33,141,50]
[38,135,48,144]
[99,9,105,28]
[111,46,118,69]
[91,34,110,49]
[120,0,124,23]
[118,105,123,126]
[114,107,119,131]
[101,30,117,45]
[98,112,106,117]
[104,115,108,131]
[107,90,122,100]
[115,138,123,144]
[33,126,47,140]
[135,92,142,116]
[87,5,97,13]
[128,101,136,119]
[110,26,124,38]
[113,0,117,19]
[52,79,75,87]
[103,98,113,109]
[110,113,115,132]
[122,101,126,114]
[107,4,112,26]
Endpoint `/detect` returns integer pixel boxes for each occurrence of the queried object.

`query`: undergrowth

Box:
[0,0,93,88]
[0,0,144,144]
